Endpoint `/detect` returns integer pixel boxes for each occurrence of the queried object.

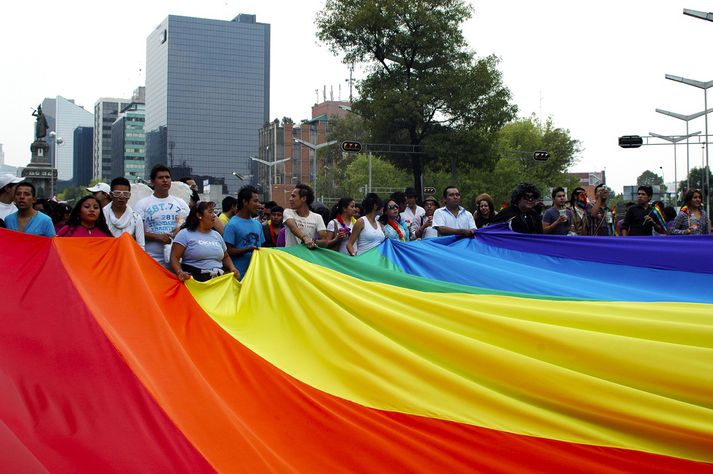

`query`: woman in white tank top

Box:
[347,194,385,256]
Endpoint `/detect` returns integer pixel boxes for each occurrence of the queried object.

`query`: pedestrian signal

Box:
[341,141,363,152]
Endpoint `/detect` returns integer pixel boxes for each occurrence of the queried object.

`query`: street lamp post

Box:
[665,74,713,214]
[656,108,713,191]
[48,131,63,198]
[293,138,337,199]
[649,131,701,202]
[249,157,290,201]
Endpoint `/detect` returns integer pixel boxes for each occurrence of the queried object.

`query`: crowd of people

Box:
[0,166,709,283]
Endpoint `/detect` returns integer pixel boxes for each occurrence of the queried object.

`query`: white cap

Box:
[0,174,23,189]
[87,183,111,194]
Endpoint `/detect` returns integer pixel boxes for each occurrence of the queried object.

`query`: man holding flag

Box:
[621,185,664,236]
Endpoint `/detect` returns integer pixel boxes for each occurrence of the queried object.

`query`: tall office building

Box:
[93,96,132,181]
[111,92,146,181]
[73,127,94,187]
[145,14,270,193]
[40,96,94,186]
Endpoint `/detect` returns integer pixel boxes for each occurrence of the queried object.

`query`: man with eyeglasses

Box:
[103,176,145,249]
[432,186,476,237]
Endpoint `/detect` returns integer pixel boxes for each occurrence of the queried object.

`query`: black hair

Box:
[390,191,406,206]
[295,183,314,206]
[63,195,112,236]
[179,176,194,184]
[110,176,131,189]
[263,201,278,212]
[237,185,259,210]
[663,206,677,222]
[551,187,566,199]
[221,196,237,212]
[510,182,541,207]
[594,183,606,193]
[34,198,57,216]
[51,202,72,225]
[379,199,398,225]
[314,206,330,228]
[361,193,383,215]
[270,205,284,214]
[15,181,36,197]
[330,197,354,220]
[474,193,494,216]
[569,187,586,206]
[404,187,417,197]
[150,164,171,181]
[442,186,459,199]
[184,201,216,231]
[638,185,653,198]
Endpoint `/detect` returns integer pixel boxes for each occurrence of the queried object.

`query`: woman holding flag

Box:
[672,189,710,235]
[568,188,589,235]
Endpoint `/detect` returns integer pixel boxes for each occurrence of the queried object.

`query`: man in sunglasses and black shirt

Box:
[493,182,544,234]
[103,176,145,249]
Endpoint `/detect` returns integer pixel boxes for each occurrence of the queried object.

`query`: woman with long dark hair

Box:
[56,195,113,237]
[347,193,385,256]
[327,197,357,254]
[672,189,710,235]
[170,201,240,282]
[380,198,410,242]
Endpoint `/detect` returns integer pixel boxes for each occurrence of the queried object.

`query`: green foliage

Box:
[57,185,89,204]
[679,166,712,209]
[316,0,517,197]
[320,153,412,201]
[637,170,666,193]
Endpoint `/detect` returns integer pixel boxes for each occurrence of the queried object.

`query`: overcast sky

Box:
[1,0,712,193]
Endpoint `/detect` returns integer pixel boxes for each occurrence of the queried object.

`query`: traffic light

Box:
[341,141,363,153]
[533,150,550,161]
[423,186,436,194]
[618,135,643,148]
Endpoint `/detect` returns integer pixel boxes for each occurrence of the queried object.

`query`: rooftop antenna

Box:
[345,64,354,102]
[315,89,319,104]
[323,85,326,102]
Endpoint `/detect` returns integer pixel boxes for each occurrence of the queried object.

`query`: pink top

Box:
[56,225,112,237]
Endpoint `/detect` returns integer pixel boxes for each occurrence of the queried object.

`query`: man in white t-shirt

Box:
[432,186,476,238]
[400,187,426,236]
[134,165,188,265]
[0,174,23,220]
[283,184,328,249]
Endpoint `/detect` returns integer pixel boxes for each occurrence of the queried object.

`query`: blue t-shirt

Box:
[5,211,56,237]
[173,228,226,271]
[223,216,264,279]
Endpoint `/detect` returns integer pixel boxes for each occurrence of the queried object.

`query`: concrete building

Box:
[256,100,348,206]
[145,13,270,193]
[93,96,132,181]
[40,96,94,187]
[568,170,606,200]
[0,144,17,175]
[73,127,94,187]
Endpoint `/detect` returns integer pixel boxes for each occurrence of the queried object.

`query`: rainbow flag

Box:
[575,192,588,209]
[1,228,712,472]
[650,202,668,233]
[681,205,689,215]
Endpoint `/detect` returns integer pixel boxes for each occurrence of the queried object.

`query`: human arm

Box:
[435,226,474,237]
[133,214,146,250]
[213,217,225,235]
[325,220,344,249]
[415,215,432,239]
[670,212,691,235]
[542,208,567,234]
[346,218,364,256]
[222,252,241,280]
[283,218,317,249]
[169,241,191,282]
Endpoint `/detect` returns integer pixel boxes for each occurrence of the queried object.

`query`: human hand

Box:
[177,270,191,282]
[232,269,241,280]
[304,237,317,249]
[159,233,173,244]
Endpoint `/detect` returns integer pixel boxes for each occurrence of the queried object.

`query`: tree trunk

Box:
[412,154,424,203]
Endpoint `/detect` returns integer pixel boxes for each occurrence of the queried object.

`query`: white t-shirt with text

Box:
[283,208,326,247]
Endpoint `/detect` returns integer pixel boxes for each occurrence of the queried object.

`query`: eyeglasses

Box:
[523,194,536,201]
[387,204,399,210]
[110,191,131,198]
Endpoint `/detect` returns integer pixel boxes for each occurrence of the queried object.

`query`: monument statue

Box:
[32,105,49,140]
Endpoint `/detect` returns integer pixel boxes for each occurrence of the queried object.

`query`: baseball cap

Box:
[87,183,111,194]
[0,174,23,189]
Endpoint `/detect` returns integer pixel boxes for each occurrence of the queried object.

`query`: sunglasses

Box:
[387,204,399,210]
[523,194,536,201]
[110,191,131,198]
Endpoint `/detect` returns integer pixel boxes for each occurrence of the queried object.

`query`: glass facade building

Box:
[73,127,94,187]
[111,102,146,182]
[145,14,270,193]
[94,97,131,181]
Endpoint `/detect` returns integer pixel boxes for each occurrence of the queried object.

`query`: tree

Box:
[316,0,517,200]
[637,170,666,193]
[679,166,711,209]
[341,154,412,199]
